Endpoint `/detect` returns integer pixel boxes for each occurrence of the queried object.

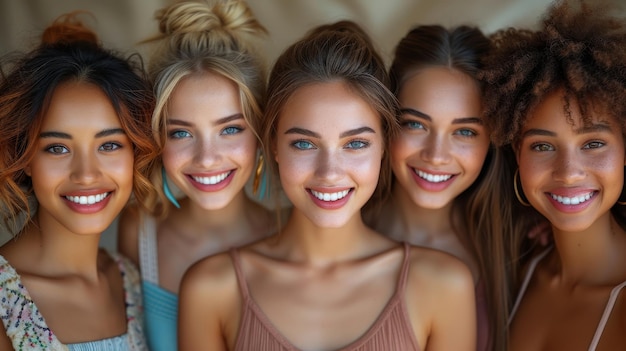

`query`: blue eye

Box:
[169,130,191,139]
[455,128,478,137]
[404,120,425,130]
[221,126,243,135]
[45,145,69,154]
[346,140,369,149]
[99,142,122,152]
[292,140,315,150]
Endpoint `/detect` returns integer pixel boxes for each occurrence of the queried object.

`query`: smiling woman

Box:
[0,12,157,351]
[178,20,476,351]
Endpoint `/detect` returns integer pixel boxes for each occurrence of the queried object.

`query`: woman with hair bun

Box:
[482,1,626,349]
[116,1,274,350]
[178,20,476,351]
[0,12,157,351]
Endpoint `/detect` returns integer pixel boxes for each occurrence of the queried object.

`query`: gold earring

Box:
[253,153,264,195]
[514,168,531,207]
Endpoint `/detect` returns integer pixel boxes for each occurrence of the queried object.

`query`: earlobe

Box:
[24,166,32,177]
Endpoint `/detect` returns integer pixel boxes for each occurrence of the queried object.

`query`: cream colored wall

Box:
[0,0,558,249]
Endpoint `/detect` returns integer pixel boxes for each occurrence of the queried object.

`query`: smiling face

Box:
[26,81,134,235]
[391,67,489,209]
[517,89,626,232]
[162,72,258,210]
[275,81,384,228]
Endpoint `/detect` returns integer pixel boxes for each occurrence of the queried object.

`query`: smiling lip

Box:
[410,167,456,192]
[308,188,353,210]
[62,191,112,214]
[546,189,597,213]
[187,170,234,192]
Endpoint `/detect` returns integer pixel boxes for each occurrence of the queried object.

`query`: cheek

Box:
[390,134,416,165]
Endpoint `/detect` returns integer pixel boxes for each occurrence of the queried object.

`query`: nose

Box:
[70,149,102,184]
[420,133,451,166]
[552,149,585,184]
[192,135,223,167]
[314,149,344,182]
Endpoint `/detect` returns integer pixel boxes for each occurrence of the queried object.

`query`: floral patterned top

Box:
[0,251,147,351]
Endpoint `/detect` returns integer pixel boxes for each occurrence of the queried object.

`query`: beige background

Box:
[0,0,558,249]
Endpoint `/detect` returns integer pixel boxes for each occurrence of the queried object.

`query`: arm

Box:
[0,325,12,351]
[407,248,476,351]
[116,205,141,266]
[178,253,240,351]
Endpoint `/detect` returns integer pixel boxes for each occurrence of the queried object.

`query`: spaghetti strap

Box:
[139,214,159,284]
[508,246,552,325]
[396,242,411,292]
[229,248,250,300]
[588,280,626,351]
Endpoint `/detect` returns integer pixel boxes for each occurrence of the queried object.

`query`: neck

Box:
[552,212,626,285]
[278,209,384,267]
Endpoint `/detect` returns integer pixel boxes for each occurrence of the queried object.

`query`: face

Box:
[162,72,257,210]
[26,81,134,236]
[275,81,384,228]
[391,67,489,209]
[517,89,626,232]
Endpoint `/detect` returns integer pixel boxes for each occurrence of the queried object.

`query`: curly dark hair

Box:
[481,0,626,147]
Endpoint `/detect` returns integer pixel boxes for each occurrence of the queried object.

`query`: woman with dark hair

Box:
[0,12,157,350]
[366,24,512,350]
[481,1,626,349]
[178,20,476,351]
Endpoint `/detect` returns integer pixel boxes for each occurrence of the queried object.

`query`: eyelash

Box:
[402,120,425,130]
[44,142,122,154]
[530,140,606,152]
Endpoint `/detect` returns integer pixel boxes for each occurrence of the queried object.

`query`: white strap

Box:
[588,280,626,351]
[138,214,159,284]
[508,247,552,325]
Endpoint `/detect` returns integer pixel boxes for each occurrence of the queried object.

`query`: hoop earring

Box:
[162,167,180,209]
[253,153,268,200]
[514,168,531,207]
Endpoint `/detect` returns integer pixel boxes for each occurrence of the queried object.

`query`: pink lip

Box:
[186,170,235,192]
[545,189,597,214]
[307,188,353,210]
[410,167,456,192]
[62,191,112,214]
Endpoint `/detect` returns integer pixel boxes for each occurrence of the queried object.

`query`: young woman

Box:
[481,1,626,349]
[178,20,476,351]
[0,13,157,350]
[116,1,274,350]
[366,24,511,350]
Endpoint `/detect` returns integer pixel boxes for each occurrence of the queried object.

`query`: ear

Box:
[273,141,279,164]
[24,165,32,177]
[513,143,521,165]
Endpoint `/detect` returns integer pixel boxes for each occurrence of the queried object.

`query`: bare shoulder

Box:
[406,245,474,294]
[182,251,239,292]
[116,204,142,266]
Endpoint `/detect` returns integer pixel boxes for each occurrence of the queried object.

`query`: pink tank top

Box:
[230,243,420,351]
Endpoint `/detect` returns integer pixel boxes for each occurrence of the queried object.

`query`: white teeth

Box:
[311,189,350,202]
[416,170,453,183]
[192,171,230,185]
[551,192,593,205]
[65,192,109,205]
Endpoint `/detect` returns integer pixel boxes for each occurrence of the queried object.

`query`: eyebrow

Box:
[521,123,613,139]
[284,126,376,138]
[168,113,244,128]
[400,108,482,124]
[40,128,125,139]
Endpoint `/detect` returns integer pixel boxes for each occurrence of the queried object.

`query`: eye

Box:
[169,130,191,139]
[403,120,425,130]
[291,140,315,150]
[454,128,478,137]
[345,140,369,149]
[45,145,69,154]
[583,141,605,149]
[221,126,243,135]
[99,142,122,152]
[530,142,554,152]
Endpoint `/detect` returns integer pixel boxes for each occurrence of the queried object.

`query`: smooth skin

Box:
[509,89,626,350]
[0,81,133,347]
[118,72,273,294]
[179,81,476,351]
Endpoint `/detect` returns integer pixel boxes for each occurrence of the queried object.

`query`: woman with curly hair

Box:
[481,1,626,349]
[0,12,157,351]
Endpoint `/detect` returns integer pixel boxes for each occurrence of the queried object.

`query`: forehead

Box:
[277,81,381,133]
